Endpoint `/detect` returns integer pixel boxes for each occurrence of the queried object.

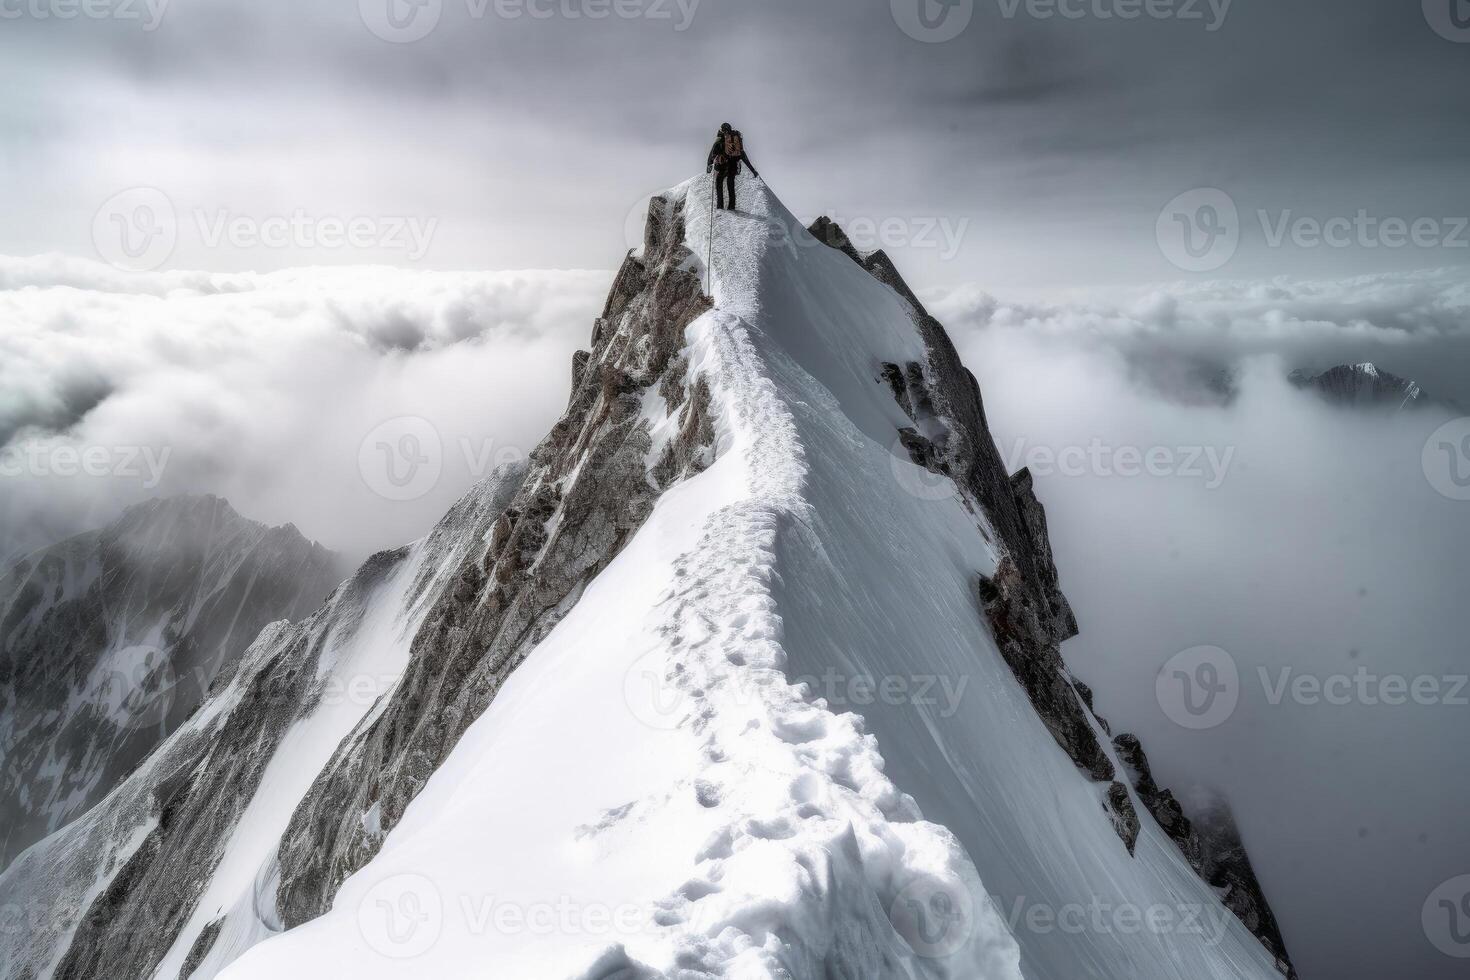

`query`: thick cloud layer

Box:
[929,267,1470,408]
[949,308,1470,980]
[0,256,604,563]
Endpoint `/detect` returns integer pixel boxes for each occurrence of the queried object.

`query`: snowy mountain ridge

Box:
[3,175,1294,979]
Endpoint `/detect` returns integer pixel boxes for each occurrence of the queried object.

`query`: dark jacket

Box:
[707,133,758,177]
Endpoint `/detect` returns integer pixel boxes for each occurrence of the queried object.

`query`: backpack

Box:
[723,131,744,160]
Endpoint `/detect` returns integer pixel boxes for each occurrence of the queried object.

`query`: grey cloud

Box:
[927,267,1470,407]
[0,258,607,565]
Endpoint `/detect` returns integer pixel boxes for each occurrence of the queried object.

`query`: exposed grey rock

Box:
[976,556,1115,786]
[272,193,713,930]
[1289,362,1451,412]
[178,917,224,980]
[1112,733,1297,979]
[0,496,342,870]
[1104,780,1140,856]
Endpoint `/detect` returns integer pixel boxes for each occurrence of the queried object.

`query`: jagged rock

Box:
[1105,780,1141,855]
[1010,468,1079,645]
[179,917,224,980]
[1112,732,1296,978]
[1288,362,1447,412]
[272,191,713,930]
[815,218,1066,644]
[976,558,1114,785]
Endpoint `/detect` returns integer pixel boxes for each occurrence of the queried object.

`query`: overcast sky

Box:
[3,0,1468,290]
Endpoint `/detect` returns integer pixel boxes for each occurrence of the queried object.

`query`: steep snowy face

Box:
[0,496,341,869]
[0,471,524,980]
[214,176,1293,980]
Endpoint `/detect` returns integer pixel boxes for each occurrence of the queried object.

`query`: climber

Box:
[706,123,759,212]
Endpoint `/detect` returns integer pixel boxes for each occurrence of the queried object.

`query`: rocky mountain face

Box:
[270,193,716,930]
[0,496,341,870]
[1289,361,1448,411]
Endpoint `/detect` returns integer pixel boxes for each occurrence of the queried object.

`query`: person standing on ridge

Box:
[706,123,759,212]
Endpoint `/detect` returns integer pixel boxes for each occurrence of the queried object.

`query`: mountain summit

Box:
[2,177,1292,980]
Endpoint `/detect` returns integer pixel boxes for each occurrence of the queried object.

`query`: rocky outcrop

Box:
[1289,361,1450,412]
[272,192,714,928]
[0,496,342,870]
[1112,733,1297,979]
[817,217,1127,845]
[811,216,1293,972]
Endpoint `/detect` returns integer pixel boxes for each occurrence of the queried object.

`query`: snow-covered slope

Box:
[5,175,1294,980]
[0,473,523,980]
[213,177,1292,979]
[0,496,341,869]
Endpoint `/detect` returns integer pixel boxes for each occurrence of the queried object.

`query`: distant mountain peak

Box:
[1288,362,1445,412]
